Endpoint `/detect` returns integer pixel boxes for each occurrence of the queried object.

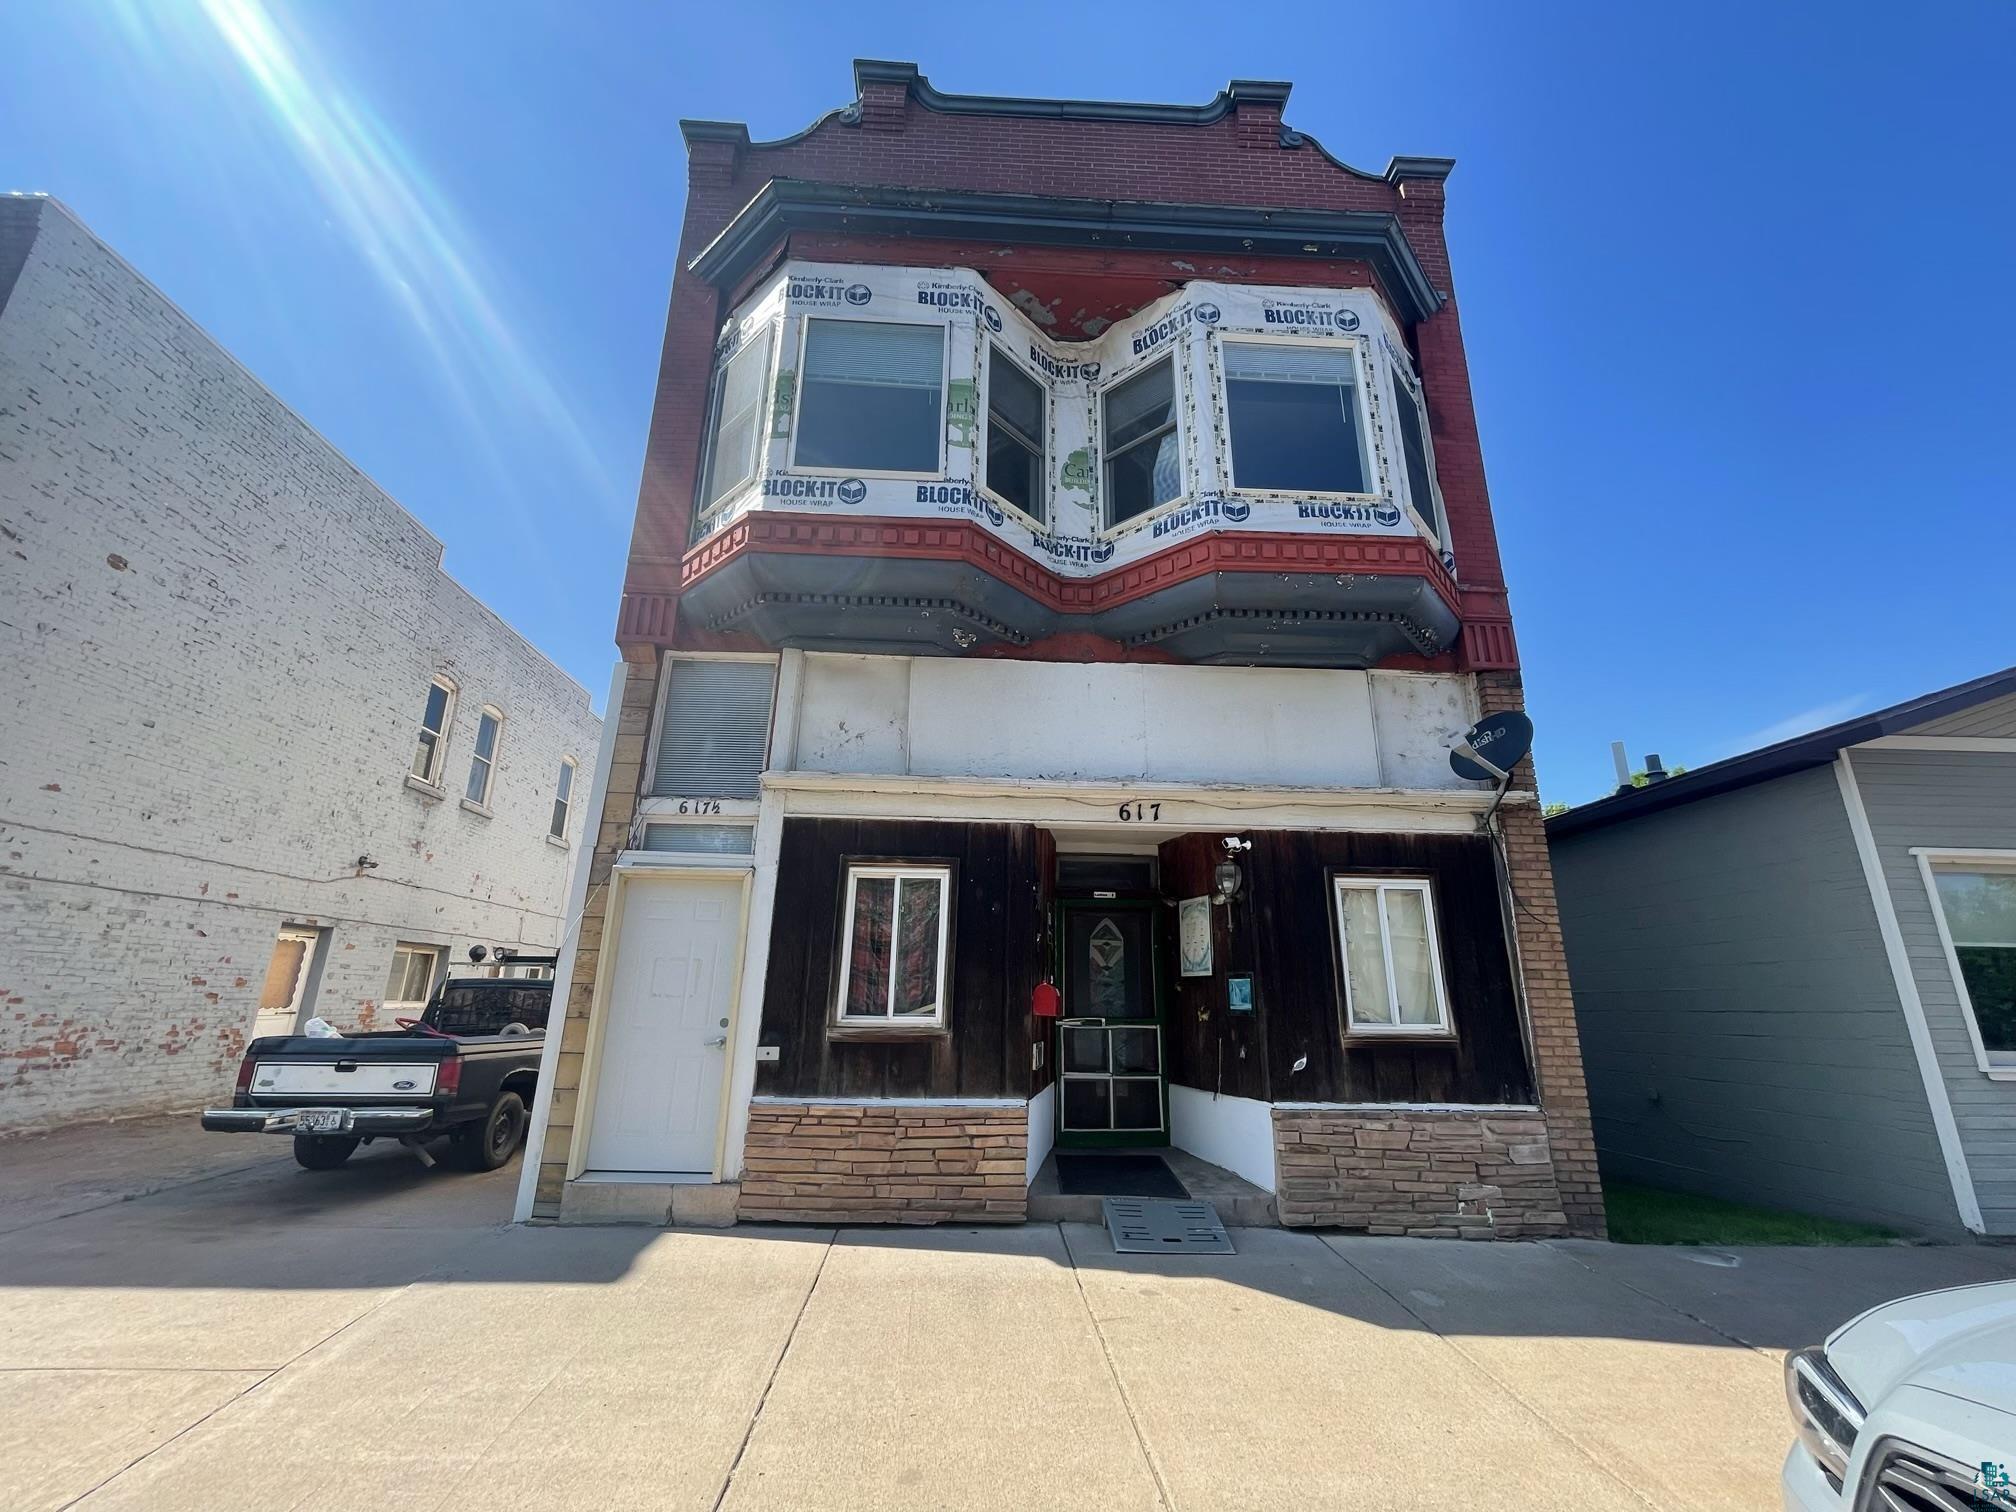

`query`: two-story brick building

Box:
[518,63,1602,1238]
[0,195,602,1133]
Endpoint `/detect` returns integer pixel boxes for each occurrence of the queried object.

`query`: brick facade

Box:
[1272,1109,1569,1238]
[0,199,601,1133]
[740,1103,1028,1224]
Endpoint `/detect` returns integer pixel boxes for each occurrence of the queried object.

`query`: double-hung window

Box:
[411,678,454,785]
[1926,861,2016,1069]
[697,336,771,517]
[795,319,944,473]
[835,864,951,1027]
[1389,365,1446,540]
[1332,877,1452,1034]
[549,757,576,841]
[984,346,1046,523]
[1103,358,1181,527]
[1223,342,1371,495]
[383,944,442,1018]
[465,707,502,807]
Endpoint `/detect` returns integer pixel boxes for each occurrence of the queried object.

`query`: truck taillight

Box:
[436,1056,461,1097]
[235,1057,257,1092]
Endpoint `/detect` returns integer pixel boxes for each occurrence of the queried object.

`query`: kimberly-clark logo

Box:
[1034,534,1115,565]
[1194,302,1221,325]
[762,475,868,506]
[916,482,1003,527]
[1151,495,1248,540]
[1297,500,1404,528]
[789,277,874,308]
[1028,346,1100,383]
[1263,303,1361,332]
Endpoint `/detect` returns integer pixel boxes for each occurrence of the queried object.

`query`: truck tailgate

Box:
[250,1060,439,1097]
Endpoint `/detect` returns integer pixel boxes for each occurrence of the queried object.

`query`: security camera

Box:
[1221,836,1252,853]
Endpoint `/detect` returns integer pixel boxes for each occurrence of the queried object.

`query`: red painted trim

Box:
[680,512,1461,617]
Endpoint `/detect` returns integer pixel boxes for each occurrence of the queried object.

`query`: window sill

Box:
[460,798,494,819]
[1343,1029,1457,1045]
[546,834,571,851]
[404,774,446,801]
[829,1021,951,1043]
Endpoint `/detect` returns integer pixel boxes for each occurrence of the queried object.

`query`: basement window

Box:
[1103,358,1182,528]
[984,345,1046,524]
[1332,877,1452,1035]
[697,334,772,517]
[383,944,443,1017]
[1224,341,1371,495]
[794,318,945,474]
[1390,363,1446,541]
[835,864,952,1028]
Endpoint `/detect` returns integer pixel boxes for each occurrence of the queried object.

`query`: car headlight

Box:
[1785,1345,1866,1492]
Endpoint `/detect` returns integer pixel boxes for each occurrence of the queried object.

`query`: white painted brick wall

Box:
[0,198,604,1132]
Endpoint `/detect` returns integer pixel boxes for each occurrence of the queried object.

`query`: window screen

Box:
[985,347,1045,522]
[1103,360,1181,526]
[1224,343,1370,495]
[699,338,770,511]
[650,659,776,799]
[795,319,944,473]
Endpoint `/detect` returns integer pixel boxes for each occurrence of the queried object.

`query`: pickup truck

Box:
[203,956,553,1172]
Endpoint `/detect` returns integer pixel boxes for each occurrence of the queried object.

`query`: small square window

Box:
[1224,342,1371,495]
[835,864,951,1027]
[795,319,944,474]
[1103,359,1181,527]
[985,346,1046,523]
[1333,877,1452,1035]
[383,944,442,1014]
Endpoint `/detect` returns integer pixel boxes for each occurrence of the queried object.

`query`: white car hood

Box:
[1827,1279,2016,1415]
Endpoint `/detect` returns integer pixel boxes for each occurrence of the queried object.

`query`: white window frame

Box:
[833,863,953,1028]
[382,943,444,1018]
[977,340,1050,531]
[1914,848,2016,1078]
[1214,331,1381,503]
[693,324,778,532]
[549,756,577,843]
[1097,354,1187,536]
[1331,876,1453,1036]
[1386,356,1448,545]
[787,315,951,481]
[465,705,503,810]
[411,676,456,788]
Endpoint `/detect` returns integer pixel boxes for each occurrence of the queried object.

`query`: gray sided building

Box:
[1548,668,2016,1237]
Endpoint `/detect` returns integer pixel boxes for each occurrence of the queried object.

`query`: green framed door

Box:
[1055,900,1167,1148]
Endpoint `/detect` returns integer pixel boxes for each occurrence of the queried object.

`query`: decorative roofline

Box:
[685,179,1446,325]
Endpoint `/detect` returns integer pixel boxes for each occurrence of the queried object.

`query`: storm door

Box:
[1056,901,1166,1147]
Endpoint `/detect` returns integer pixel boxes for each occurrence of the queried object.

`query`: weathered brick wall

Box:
[529,654,655,1218]
[0,199,601,1132]
[1273,1109,1568,1238]
[1477,670,1606,1237]
[740,1103,1028,1224]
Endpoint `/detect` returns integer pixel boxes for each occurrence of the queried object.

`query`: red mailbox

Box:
[1031,981,1061,1019]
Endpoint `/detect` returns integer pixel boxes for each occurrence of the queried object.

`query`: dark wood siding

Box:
[755,819,1044,1100]
[1244,831,1535,1106]
[1159,834,1269,1101]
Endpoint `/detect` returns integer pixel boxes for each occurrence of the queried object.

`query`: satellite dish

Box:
[1450,711,1534,783]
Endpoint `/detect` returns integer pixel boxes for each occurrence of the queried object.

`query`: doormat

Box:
[1102,1197,1236,1255]
[1056,1153,1189,1199]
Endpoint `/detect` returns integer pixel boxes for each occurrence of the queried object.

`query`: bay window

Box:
[1926,860,2016,1068]
[1333,877,1451,1035]
[1390,365,1446,540]
[795,319,944,473]
[697,336,771,515]
[1224,342,1371,495]
[1103,358,1181,527]
[835,864,951,1027]
[984,346,1046,523]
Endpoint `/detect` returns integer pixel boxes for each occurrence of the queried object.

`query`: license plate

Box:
[297,1109,347,1133]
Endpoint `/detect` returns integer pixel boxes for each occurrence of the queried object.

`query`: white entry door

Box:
[585,873,744,1173]
[253,927,321,1038]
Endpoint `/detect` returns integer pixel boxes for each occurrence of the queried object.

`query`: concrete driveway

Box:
[7,1117,2015,1510]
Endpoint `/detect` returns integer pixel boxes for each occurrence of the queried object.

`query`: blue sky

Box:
[6,1,2012,803]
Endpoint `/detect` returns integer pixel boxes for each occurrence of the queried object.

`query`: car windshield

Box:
[426,981,551,1036]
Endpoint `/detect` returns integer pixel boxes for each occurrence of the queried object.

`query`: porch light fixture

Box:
[1214,837,1252,907]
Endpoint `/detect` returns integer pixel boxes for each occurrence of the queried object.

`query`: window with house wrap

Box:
[834,864,951,1027]
[984,345,1046,523]
[794,319,944,474]
[1223,342,1372,495]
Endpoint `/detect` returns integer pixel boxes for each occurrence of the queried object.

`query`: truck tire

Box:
[293,1135,360,1170]
[455,1091,526,1172]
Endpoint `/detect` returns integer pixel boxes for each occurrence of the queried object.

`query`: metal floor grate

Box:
[1102,1197,1235,1255]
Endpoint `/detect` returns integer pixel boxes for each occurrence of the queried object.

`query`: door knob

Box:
[704,1036,727,1048]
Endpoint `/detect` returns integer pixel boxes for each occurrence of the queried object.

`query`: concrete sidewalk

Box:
[7,1117,2015,1510]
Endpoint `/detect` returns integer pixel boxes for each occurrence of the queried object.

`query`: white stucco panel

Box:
[1371,672,1480,788]
[793,654,910,773]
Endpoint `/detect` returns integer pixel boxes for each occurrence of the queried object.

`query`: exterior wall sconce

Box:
[1214,837,1252,907]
